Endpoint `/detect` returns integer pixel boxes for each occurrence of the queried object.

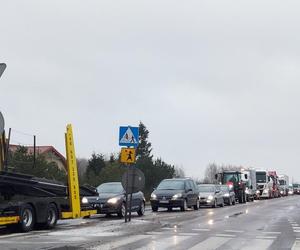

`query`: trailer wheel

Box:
[18,204,35,232]
[42,203,58,229]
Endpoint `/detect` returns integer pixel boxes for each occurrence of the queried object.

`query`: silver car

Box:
[198,184,224,208]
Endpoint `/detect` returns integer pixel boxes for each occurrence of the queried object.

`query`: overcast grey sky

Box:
[1,0,300,181]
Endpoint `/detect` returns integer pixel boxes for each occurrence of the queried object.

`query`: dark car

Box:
[83,182,145,218]
[198,184,224,208]
[150,178,199,212]
[220,185,236,205]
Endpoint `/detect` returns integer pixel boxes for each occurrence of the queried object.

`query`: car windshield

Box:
[157,180,185,190]
[198,185,215,192]
[220,186,229,192]
[97,183,124,193]
[256,172,267,183]
[279,180,285,185]
[223,173,239,183]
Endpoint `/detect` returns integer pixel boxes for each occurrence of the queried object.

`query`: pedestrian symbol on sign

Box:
[119,126,139,147]
[120,148,136,164]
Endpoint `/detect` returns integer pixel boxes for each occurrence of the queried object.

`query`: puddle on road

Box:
[228,212,244,218]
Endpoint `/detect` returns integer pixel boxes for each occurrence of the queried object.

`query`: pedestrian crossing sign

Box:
[119,126,139,147]
[120,148,136,164]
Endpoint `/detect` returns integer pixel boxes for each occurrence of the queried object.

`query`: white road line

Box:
[292,240,300,250]
[136,235,191,250]
[91,235,150,250]
[178,233,199,236]
[215,234,236,238]
[294,230,300,233]
[192,229,211,232]
[225,230,244,233]
[146,232,166,235]
[240,239,274,250]
[188,236,232,250]
[256,236,277,239]
[293,224,300,227]
[262,231,281,234]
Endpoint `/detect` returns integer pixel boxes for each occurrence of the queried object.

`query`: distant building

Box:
[9,145,66,171]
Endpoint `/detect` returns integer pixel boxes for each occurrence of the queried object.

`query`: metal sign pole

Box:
[124,164,129,223]
[128,164,135,222]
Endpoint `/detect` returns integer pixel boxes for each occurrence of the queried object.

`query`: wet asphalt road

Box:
[1,195,300,250]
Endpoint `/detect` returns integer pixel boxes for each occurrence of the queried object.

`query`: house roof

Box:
[9,145,66,168]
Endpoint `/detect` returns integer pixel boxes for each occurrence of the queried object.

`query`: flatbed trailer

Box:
[0,125,96,232]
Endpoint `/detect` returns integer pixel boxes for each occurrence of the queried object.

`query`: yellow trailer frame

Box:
[0,124,96,227]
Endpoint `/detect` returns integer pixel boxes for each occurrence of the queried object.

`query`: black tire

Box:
[220,200,224,207]
[137,201,145,216]
[180,199,187,212]
[18,204,35,232]
[152,206,158,212]
[41,203,58,229]
[232,198,236,205]
[194,199,199,210]
[118,203,126,218]
[212,199,217,208]
[83,215,91,219]
[168,207,172,212]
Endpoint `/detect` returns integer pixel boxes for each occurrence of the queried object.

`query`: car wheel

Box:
[194,199,199,210]
[137,201,145,216]
[152,206,158,212]
[220,199,224,207]
[212,199,217,208]
[168,207,172,212]
[18,204,35,232]
[181,199,187,211]
[41,203,58,229]
[118,203,126,218]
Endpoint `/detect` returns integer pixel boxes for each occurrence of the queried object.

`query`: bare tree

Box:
[174,165,185,178]
[77,157,88,181]
[203,163,219,184]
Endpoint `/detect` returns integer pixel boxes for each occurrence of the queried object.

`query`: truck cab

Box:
[256,170,273,198]
[216,171,247,204]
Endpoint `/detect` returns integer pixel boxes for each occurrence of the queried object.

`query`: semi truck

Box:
[278,174,289,196]
[0,124,97,232]
[268,171,280,198]
[241,169,256,202]
[256,170,273,199]
[216,170,247,204]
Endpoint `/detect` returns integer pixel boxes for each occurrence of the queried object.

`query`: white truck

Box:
[256,170,273,199]
[278,174,289,196]
[241,169,257,201]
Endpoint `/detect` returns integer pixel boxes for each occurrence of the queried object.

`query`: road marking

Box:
[180,233,199,236]
[262,231,281,235]
[225,229,244,233]
[136,235,191,250]
[215,234,236,238]
[192,228,211,232]
[146,232,166,235]
[240,239,274,250]
[92,235,150,250]
[292,224,300,227]
[292,240,300,250]
[256,236,277,239]
[294,230,300,233]
[188,236,232,250]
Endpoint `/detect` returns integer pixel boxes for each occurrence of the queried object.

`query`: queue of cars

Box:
[83,176,297,218]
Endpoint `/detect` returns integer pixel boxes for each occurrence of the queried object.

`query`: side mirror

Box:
[244,174,248,179]
[215,174,218,180]
[250,185,253,189]
[215,190,220,194]
[186,188,193,192]
[153,187,156,191]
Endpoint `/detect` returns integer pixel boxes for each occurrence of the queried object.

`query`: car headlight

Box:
[151,193,157,200]
[224,193,230,197]
[245,189,249,194]
[256,190,260,194]
[207,195,214,200]
[82,197,88,204]
[107,197,121,204]
[172,193,183,200]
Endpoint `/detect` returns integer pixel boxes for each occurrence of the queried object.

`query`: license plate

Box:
[160,200,169,204]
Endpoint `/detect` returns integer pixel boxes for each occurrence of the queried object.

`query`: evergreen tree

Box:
[136,122,153,160]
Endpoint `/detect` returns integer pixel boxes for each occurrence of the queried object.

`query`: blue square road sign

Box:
[119,126,139,147]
